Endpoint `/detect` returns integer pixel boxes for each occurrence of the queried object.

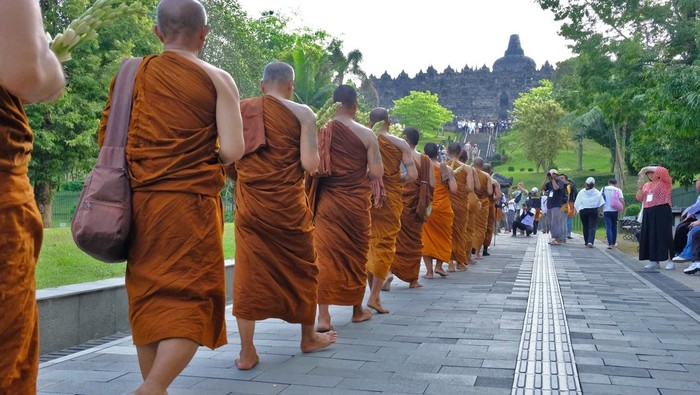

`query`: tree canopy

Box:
[391,91,454,136]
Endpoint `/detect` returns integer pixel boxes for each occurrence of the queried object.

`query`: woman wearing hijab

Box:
[574,177,605,247]
[636,165,675,270]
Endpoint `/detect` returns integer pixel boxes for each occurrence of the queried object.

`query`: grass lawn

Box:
[37,222,236,289]
[494,137,639,194]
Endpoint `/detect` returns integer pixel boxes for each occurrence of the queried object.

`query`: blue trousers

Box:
[604,211,619,246]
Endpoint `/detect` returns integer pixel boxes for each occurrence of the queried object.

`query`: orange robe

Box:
[484,196,496,247]
[0,85,42,394]
[464,167,479,258]
[367,135,404,279]
[229,96,318,325]
[422,165,454,263]
[308,120,371,306]
[391,155,433,283]
[449,161,469,264]
[471,170,491,252]
[99,53,227,349]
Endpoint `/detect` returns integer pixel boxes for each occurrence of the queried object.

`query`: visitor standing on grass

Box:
[0,1,65,393]
[636,166,675,270]
[574,177,605,248]
[601,178,624,249]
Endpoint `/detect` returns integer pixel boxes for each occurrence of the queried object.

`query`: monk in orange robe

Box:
[386,128,434,290]
[459,150,481,264]
[421,143,457,278]
[446,142,473,272]
[227,62,336,370]
[471,157,494,260]
[98,1,245,393]
[308,85,383,332]
[482,163,501,255]
[365,108,417,313]
[0,2,65,393]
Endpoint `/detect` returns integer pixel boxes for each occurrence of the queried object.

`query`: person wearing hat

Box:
[542,169,566,245]
[601,178,625,249]
[529,187,542,234]
[636,165,675,270]
[574,177,605,247]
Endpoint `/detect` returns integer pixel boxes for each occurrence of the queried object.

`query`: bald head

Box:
[483,163,492,174]
[369,107,389,125]
[473,157,484,169]
[333,85,357,109]
[156,0,207,39]
[263,62,294,84]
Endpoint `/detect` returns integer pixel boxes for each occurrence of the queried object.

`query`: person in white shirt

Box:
[575,177,605,247]
[601,178,624,249]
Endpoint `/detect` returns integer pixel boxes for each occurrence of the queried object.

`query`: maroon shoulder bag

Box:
[71,57,142,263]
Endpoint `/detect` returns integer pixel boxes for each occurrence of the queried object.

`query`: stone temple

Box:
[370,34,555,122]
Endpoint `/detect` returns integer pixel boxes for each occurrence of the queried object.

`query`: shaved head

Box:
[447,142,462,156]
[263,62,294,84]
[156,0,207,38]
[473,157,484,168]
[483,163,492,174]
[369,107,389,124]
[333,84,357,108]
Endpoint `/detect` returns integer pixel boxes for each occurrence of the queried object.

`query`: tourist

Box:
[308,85,383,331]
[672,176,700,256]
[683,225,700,275]
[228,62,335,370]
[388,128,435,290]
[529,187,542,234]
[421,142,457,278]
[512,202,535,237]
[365,107,417,313]
[574,177,605,248]
[601,178,625,249]
[561,174,577,240]
[636,166,674,270]
[101,0,246,392]
[0,1,65,393]
[542,169,566,245]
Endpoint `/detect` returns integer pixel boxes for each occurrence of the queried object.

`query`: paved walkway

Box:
[37,233,700,395]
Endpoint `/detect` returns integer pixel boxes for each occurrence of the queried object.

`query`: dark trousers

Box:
[674,218,693,255]
[512,220,533,236]
[603,211,619,246]
[579,208,599,245]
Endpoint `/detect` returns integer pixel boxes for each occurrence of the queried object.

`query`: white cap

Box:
[586,177,595,185]
[531,187,538,193]
[549,169,558,175]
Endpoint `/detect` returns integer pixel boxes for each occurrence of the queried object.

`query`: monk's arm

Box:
[367,137,384,180]
[465,166,475,192]
[428,160,436,188]
[401,141,417,183]
[447,172,458,193]
[212,71,244,165]
[486,174,494,195]
[0,0,65,103]
[494,182,501,200]
[298,106,319,173]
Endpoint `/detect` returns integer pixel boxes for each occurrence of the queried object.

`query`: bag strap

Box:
[103,57,143,148]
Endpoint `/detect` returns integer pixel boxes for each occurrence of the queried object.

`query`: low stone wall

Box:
[36,260,235,355]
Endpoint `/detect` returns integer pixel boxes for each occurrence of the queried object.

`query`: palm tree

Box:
[283,38,335,110]
[327,39,379,107]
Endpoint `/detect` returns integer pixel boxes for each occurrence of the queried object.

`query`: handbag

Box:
[71,57,142,263]
[612,189,625,212]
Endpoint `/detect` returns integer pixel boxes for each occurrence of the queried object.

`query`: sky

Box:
[235,0,574,78]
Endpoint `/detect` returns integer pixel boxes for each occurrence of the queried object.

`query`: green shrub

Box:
[62,180,84,191]
[625,204,641,217]
[508,166,515,171]
[527,168,533,172]
[519,168,525,172]
[588,169,596,172]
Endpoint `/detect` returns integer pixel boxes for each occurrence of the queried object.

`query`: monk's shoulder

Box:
[278,98,315,125]
[349,121,375,147]
[385,134,410,152]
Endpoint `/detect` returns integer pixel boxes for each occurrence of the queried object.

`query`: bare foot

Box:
[475,254,482,260]
[301,331,337,353]
[409,281,424,288]
[422,274,434,279]
[381,274,393,292]
[456,263,467,271]
[351,307,373,323]
[235,349,260,370]
[315,325,334,333]
[367,300,390,314]
[447,262,456,272]
[434,268,449,277]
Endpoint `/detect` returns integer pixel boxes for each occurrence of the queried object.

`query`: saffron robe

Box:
[230,96,318,325]
[391,154,433,283]
[99,53,227,349]
[471,170,491,252]
[422,165,454,263]
[367,135,404,279]
[0,85,42,394]
[308,120,371,306]
[449,161,469,264]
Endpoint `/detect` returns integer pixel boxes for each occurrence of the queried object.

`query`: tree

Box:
[27,0,161,226]
[282,38,336,110]
[391,91,454,136]
[510,81,568,173]
[327,39,378,106]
